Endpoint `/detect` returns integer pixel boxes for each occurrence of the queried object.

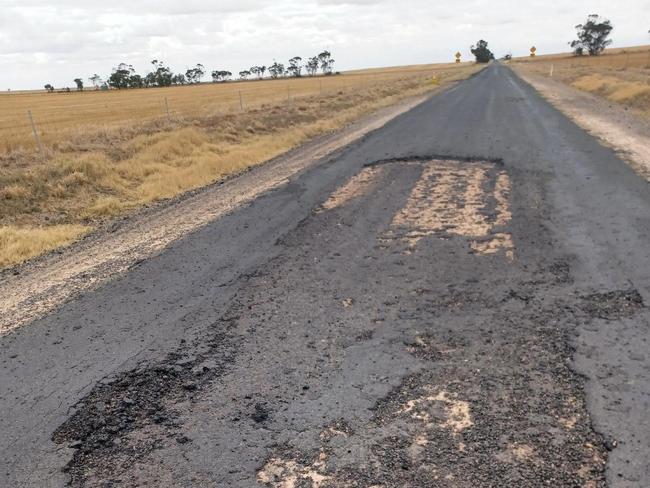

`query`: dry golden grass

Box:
[0,225,89,268]
[511,45,650,115]
[0,63,480,268]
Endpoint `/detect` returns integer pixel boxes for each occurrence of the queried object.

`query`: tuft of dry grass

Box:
[0,63,481,268]
[511,45,650,115]
[0,225,89,268]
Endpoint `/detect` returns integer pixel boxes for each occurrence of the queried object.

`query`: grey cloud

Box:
[1,0,648,89]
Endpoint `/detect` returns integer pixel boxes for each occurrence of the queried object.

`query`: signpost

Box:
[530,46,537,58]
[455,52,462,64]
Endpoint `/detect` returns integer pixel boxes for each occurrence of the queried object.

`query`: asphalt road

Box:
[1,63,649,487]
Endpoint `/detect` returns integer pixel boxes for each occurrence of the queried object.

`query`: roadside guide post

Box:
[27,110,45,160]
[164,97,171,122]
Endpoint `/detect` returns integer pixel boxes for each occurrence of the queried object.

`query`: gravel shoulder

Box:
[513,68,650,182]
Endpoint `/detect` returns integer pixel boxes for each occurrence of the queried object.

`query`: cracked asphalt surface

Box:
[2,63,650,487]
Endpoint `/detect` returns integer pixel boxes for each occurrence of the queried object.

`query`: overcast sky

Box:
[1,0,649,89]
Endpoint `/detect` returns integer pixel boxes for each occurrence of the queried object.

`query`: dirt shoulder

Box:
[513,68,650,182]
[0,90,444,335]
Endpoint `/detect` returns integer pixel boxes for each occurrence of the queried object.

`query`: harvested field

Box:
[0,63,480,268]
[0,63,465,152]
[511,45,650,116]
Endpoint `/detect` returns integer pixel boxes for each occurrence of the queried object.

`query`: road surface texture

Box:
[2,63,649,487]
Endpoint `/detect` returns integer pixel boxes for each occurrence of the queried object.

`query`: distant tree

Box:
[306,56,319,76]
[185,67,195,84]
[149,59,173,87]
[569,14,613,56]
[108,63,135,89]
[470,40,494,63]
[249,66,267,80]
[268,61,285,78]
[211,70,232,82]
[288,56,303,77]
[239,70,251,80]
[89,74,102,89]
[73,78,84,91]
[128,74,144,88]
[44,84,54,92]
[196,64,205,82]
[318,51,335,75]
[172,73,186,85]
[185,64,205,84]
[144,72,156,87]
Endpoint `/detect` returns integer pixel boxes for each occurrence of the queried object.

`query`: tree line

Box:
[45,51,335,92]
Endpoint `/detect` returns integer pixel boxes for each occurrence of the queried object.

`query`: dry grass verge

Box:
[0,64,480,268]
[0,225,88,268]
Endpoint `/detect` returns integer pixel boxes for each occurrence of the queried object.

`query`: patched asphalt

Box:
[2,64,649,487]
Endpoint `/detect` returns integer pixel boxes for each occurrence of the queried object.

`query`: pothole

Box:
[318,165,385,212]
[258,453,331,488]
[50,323,236,485]
[580,288,644,320]
[378,158,514,259]
[398,389,473,434]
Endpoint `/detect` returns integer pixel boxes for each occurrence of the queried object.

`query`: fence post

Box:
[27,110,45,159]
[239,91,244,111]
[549,64,554,77]
[164,97,171,121]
